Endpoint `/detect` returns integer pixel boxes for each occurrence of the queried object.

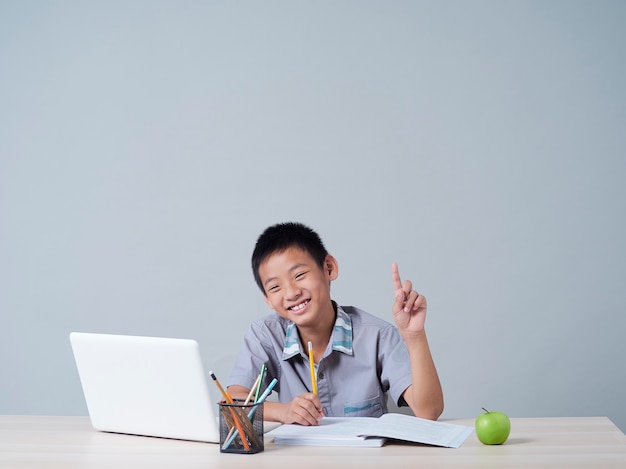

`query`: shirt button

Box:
[318,372,324,379]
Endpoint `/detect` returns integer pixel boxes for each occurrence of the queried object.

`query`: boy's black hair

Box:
[252,222,329,294]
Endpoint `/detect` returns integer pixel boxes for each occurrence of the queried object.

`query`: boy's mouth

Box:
[288,300,310,312]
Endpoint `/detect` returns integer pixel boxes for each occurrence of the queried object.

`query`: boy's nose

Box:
[285,282,302,301]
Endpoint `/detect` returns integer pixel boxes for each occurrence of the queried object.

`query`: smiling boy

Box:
[227,222,444,425]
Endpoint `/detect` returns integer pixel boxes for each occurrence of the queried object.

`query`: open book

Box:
[266,413,473,448]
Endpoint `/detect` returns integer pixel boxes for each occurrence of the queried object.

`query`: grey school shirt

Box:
[227,303,413,417]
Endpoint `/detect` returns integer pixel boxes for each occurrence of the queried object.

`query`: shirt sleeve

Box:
[379,324,414,407]
[227,319,274,390]
[228,322,268,389]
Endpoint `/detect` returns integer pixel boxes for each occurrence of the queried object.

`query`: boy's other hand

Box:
[391,262,427,336]
[279,393,324,426]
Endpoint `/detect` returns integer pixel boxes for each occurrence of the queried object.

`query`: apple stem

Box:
[482,407,490,413]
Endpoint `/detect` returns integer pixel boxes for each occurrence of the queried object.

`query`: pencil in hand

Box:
[308,341,317,395]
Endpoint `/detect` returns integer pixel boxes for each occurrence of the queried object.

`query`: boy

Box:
[227,222,444,425]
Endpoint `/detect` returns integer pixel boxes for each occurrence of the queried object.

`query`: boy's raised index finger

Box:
[391,262,403,290]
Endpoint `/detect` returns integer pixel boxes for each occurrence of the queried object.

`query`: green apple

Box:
[475,408,511,445]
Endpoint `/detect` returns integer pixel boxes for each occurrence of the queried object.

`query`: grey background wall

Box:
[2,1,625,432]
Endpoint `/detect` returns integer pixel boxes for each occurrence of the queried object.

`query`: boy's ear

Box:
[324,254,339,281]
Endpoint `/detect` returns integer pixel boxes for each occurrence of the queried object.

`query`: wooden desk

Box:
[2,415,625,468]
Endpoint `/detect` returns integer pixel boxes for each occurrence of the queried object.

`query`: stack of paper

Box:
[266,413,473,448]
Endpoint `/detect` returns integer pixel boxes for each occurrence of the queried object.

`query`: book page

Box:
[358,413,473,448]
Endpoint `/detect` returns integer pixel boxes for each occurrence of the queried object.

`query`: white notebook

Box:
[70,332,220,443]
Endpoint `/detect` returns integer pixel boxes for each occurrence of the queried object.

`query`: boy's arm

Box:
[391,263,444,420]
[399,330,444,420]
[227,385,323,425]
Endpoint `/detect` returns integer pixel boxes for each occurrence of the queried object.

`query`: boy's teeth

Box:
[291,301,307,311]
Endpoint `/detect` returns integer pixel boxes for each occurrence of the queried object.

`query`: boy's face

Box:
[258,246,338,329]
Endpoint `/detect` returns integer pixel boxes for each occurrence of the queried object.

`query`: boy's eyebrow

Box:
[263,263,309,287]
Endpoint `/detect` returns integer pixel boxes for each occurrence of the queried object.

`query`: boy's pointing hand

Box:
[391,262,427,336]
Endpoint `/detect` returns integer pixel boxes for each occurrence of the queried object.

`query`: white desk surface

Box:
[2,415,626,468]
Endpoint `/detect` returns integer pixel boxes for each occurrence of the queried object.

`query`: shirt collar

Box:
[281,304,354,360]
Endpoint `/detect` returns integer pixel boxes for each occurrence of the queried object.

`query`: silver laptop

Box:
[70,332,220,443]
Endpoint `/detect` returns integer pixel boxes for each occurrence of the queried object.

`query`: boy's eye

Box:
[267,285,279,293]
[295,271,307,279]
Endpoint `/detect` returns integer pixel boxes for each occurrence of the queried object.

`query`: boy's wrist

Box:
[400,329,428,345]
[262,401,286,423]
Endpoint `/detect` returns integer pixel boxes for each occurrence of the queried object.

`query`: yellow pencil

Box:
[307,341,317,395]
